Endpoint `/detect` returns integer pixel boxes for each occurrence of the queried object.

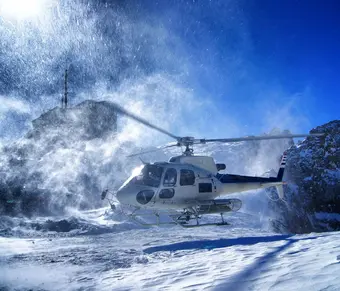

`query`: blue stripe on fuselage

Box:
[216,173,280,184]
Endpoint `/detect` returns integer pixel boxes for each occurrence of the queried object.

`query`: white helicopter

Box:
[101,102,322,227]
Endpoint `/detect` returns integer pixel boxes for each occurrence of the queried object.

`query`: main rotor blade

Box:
[127,143,179,157]
[201,133,324,144]
[108,102,179,140]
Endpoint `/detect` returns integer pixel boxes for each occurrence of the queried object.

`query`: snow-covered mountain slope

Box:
[270,120,340,233]
[1,214,339,291]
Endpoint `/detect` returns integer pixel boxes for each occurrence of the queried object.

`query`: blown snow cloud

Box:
[0,96,30,117]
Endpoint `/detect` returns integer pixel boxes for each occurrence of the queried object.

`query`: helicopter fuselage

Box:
[98,101,321,224]
[116,156,285,211]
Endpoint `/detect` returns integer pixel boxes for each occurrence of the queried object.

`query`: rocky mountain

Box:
[270,120,340,233]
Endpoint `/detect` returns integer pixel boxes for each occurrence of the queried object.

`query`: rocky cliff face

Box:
[270,120,340,233]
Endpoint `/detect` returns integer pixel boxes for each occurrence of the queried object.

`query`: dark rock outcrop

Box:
[270,120,340,233]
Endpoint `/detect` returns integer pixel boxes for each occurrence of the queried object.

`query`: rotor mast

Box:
[177,137,197,156]
[183,144,194,156]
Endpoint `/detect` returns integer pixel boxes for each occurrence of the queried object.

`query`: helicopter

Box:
[101,102,323,227]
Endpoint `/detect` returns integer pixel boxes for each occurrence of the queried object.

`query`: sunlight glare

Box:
[131,165,144,177]
[0,0,46,20]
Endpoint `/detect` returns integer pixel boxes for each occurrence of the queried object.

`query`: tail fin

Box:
[276,152,287,181]
[276,185,284,199]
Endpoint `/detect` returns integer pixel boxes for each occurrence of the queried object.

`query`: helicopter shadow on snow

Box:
[143,234,330,291]
[142,233,329,254]
[143,234,292,253]
[213,234,331,291]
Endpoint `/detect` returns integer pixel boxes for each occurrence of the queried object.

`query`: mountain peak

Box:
[29,100,118,140]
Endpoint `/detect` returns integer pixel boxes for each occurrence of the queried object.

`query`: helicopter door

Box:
[179,169,197,199]
[197,175,217,199]
[198,180,216,199]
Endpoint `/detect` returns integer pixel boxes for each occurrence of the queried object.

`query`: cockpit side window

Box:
[163,168,177,186]
[180,169,195,186]
[133,165,164,187]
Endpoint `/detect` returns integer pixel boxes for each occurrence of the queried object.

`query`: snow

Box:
[0,104,338,289]
[1,210,340,290]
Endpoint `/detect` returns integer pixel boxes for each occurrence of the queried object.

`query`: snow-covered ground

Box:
[1,208,339,291]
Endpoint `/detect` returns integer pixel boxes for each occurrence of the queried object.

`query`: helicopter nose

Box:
[116,186,132,205]
[116,185,155,206]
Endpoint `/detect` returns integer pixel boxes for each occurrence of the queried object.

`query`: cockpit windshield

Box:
[132,164,164,188]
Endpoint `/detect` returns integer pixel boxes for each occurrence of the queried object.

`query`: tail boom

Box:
[216,152,287,195]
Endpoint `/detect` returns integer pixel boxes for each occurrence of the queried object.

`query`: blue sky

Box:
[0,0,338,139]
[245,0,339,127]
[150,0,339,133]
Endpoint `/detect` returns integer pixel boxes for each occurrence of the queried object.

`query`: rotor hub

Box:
[176,137,196,156]
[177,136,195,146]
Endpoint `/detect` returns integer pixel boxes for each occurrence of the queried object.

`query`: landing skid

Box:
[109,205,231,228]
[129,214,231,228]
[178,222,230,228]
[171,211,231,228]
[130,212,178,227]
[101,190,178,226]
[102,191,239,228]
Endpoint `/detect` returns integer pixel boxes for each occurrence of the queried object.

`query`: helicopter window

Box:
[163,168,177,186]
[199,183,212,193]
[136,190,155,205]
[180,169,195,186]
[133,165,164,188]
[159,188,175,199]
